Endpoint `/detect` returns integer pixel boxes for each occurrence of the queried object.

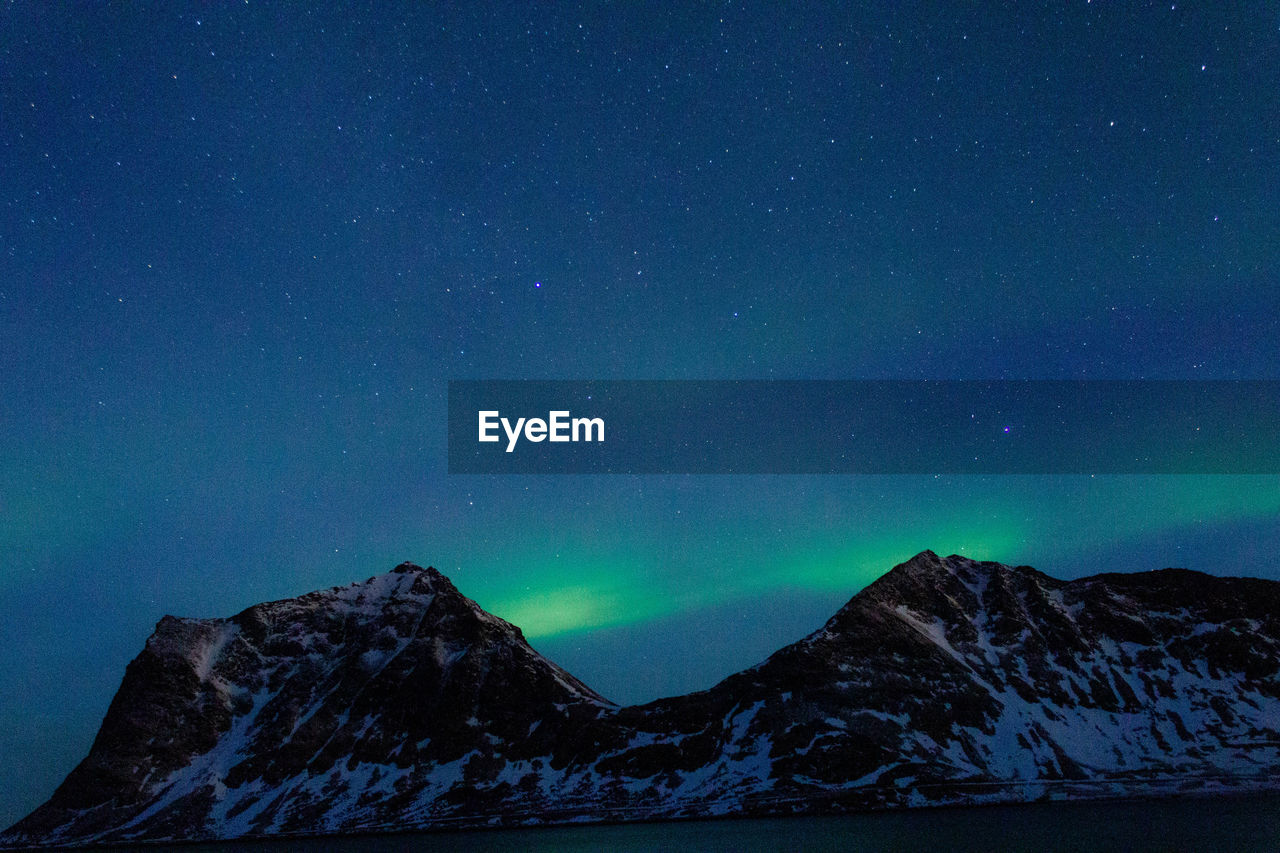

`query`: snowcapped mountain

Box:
[5,551,1279,846]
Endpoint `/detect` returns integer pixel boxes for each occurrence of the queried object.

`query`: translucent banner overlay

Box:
[447,380,1280,474]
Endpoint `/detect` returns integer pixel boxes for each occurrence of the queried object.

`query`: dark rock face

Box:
[5,552,1280,846]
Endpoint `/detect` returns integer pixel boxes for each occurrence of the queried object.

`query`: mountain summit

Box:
[5,552,1280,846]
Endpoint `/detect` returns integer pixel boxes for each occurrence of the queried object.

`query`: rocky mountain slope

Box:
[5,551,1279,846]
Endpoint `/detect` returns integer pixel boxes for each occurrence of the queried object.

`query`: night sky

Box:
[3,1,1279,828]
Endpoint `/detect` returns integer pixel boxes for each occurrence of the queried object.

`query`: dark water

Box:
[131,794,1280,852]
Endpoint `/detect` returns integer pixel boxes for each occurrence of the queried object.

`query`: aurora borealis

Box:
[2,1,1279,829]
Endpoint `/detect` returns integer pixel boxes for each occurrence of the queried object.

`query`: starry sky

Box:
[2,0,1279,829]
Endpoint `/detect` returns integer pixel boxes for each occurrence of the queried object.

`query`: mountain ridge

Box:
[5,551,1279,847]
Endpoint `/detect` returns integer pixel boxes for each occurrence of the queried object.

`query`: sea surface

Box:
[122,793,1280,852]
